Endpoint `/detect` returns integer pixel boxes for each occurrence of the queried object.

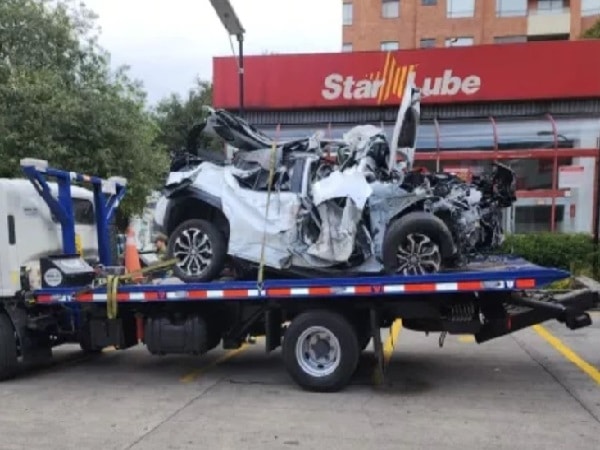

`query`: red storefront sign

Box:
[212,40,600,109]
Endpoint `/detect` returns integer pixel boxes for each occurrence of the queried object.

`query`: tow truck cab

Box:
[0,178,98,296]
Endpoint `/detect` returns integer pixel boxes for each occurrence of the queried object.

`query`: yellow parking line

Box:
[180,343,249,383]
[532,324,600,385]
[383,319,402,366]
[373,319,402,386]
[458,335,475,343]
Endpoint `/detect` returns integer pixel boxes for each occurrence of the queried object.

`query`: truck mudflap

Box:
[475,282,599,344]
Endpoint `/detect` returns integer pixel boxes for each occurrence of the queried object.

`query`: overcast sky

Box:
[82,0,342,105]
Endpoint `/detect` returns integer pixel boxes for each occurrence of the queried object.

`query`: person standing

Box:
[152,233,173,279]
[154,233,168,260]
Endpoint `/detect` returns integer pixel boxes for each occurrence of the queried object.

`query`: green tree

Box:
[0,0,169,219]
[582,18,600,38]
[152,78,219,154]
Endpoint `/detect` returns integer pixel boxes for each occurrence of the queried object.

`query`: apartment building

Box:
[342,0,600,51]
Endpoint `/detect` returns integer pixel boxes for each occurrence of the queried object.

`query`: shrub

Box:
[498,232,599,278]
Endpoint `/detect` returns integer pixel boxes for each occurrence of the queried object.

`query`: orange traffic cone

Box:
[124,226,143,282]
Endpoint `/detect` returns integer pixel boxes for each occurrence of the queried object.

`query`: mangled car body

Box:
[153,82,517,282]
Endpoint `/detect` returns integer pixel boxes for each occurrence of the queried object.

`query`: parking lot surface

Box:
[1,313,599,450]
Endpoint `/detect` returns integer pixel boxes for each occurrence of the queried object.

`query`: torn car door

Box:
[304,169,373,264]
[389,81,420,172]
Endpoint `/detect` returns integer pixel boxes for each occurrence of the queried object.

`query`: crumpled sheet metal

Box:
[234,147,281,171]
[172,125,374,269]
[311,169,373,209]
[305,199,362,263]
[305,169,373,264]
[343,125,384,154]
[211,159,382,270]
[221,167,302,269]
[176,109,492,274]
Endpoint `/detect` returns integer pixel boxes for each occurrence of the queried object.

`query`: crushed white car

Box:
[153,82,517,282]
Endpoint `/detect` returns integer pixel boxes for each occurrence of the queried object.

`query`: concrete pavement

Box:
[0,316,598,450]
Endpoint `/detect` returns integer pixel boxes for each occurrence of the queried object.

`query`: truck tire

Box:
[382,211,455,276]
[283,310,359,392]
[0,313,18,381]
[167,219,227,282]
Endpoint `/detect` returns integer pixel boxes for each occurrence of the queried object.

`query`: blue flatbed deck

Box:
[19,160,572,305]
[34,256,570,304]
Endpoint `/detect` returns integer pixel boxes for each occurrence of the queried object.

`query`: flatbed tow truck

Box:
[0,158,598,392]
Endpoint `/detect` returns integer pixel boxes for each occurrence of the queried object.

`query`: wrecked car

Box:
[153,82,517,282]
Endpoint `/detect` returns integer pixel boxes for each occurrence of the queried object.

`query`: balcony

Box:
[527,7,571,37]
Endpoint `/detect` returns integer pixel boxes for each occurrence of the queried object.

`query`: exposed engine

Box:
[399,162,517,259]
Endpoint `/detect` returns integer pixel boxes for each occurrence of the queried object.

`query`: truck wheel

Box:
[283,310,359,392]
[168,219,227,282]
[0,313,18,381]
[382,211,455,276]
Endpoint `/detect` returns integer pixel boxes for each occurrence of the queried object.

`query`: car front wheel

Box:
[382,211,455,276]
[168,219,227,282]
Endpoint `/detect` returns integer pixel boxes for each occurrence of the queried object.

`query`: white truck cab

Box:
[0,178,99,296]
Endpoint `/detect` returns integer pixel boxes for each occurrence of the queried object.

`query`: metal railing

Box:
[496,5,572,17]
[528,6,571,16]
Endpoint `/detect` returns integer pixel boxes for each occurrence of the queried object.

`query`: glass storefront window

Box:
[514,205,564,233]
[437,159,493,177]
[412,160,439,172]
[438,120,495,150]
[494,118,556,149]
[261,125,331,141]
[260,123,441,151]
[554,117,600,148]
[258,117,600,155]
[384,122,438,151]
[502,157,572,190]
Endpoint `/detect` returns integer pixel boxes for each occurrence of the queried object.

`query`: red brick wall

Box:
[342,0,599,50]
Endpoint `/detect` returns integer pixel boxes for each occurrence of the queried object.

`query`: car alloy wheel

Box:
[172,227,214,277]
[395,232,442,275]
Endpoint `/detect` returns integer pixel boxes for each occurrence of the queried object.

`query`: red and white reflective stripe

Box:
[266,280,492,296]
[36,294,67,303]
[34,278,537,303]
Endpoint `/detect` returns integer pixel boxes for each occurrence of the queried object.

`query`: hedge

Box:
[497,232,600,279]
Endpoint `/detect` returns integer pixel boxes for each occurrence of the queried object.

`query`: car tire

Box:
[283,310,359,392]
[168,219,227,282]
[382,211,455,276]
[0,313,18,381]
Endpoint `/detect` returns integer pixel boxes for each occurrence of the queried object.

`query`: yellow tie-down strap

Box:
[257,138,278,290]
[80,258,178,320]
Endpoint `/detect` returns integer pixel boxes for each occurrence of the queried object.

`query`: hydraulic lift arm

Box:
[20,158,127,266]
